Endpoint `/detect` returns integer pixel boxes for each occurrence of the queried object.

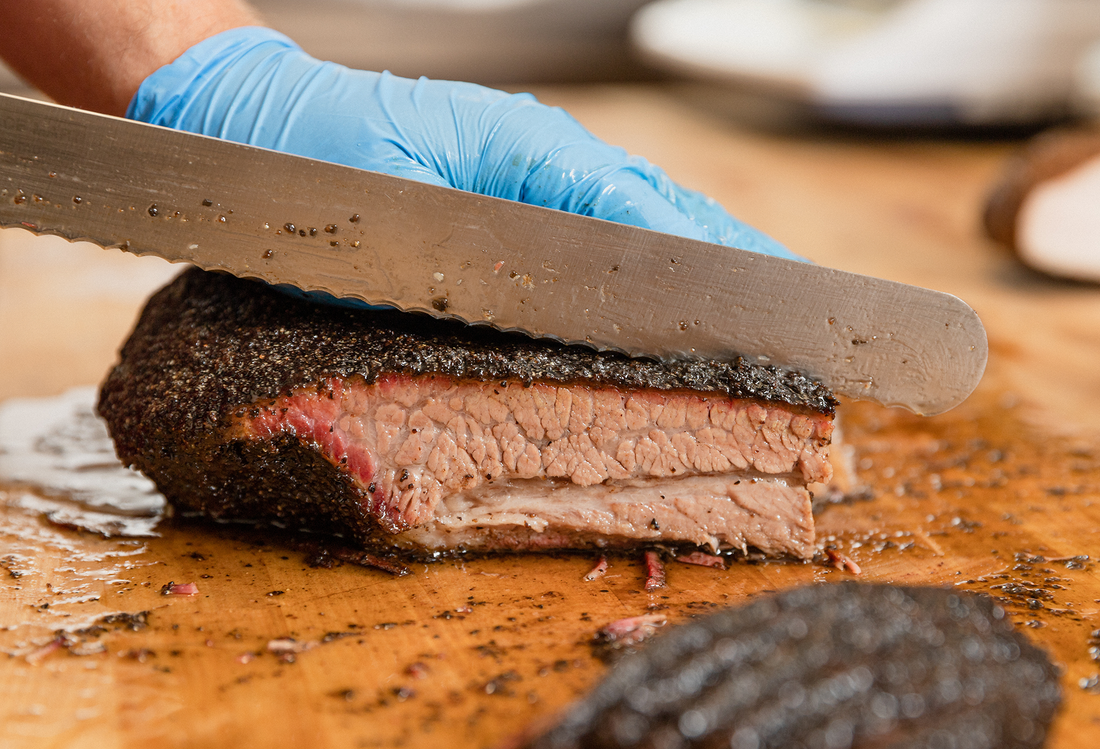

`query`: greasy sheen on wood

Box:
[524,583,1062,749]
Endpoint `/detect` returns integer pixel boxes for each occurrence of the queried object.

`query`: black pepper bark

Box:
[108,267,832,410]
[525,583,1061,749]
[99,268,834,444]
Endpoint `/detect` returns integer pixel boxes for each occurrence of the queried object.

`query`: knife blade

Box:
[0,92,985,415]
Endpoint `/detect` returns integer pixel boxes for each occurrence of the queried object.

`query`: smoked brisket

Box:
[98,268,837,557]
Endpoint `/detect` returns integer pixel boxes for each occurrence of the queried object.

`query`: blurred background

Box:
[0,1,1093,115]
[4,0,1097,125]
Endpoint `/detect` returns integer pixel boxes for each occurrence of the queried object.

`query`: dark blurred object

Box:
[255,0,653,84]
[0,0,653,94]
[985,127,1100,281]
[521,583,1061,749]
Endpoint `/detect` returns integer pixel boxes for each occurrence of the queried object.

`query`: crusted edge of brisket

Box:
[98,269,834,448]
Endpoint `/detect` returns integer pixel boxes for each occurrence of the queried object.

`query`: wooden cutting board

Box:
[3,84,1100,748]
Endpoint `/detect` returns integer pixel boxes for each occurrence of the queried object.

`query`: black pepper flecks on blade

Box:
[523,583,1061,749]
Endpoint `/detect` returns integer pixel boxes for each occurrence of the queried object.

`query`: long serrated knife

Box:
[0,93,985,415]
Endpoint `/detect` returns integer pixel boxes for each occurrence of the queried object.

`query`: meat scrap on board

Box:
[98,268,836,558]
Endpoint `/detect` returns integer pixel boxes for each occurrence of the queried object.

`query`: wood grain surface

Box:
[3,84,1100,749]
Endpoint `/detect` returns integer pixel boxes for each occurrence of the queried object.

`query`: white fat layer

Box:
[396,473,813,557]
[1018,155,1100,281]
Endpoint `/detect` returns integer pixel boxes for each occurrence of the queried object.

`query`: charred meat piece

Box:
[98,268,835,556]
[525,583,1061,749]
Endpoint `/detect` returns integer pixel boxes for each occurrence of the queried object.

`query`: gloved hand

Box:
[128,26,799,260]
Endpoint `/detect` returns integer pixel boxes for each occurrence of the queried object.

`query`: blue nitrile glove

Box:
[128,26,800,260]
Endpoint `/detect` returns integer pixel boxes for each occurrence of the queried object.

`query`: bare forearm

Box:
[0,0,261,116]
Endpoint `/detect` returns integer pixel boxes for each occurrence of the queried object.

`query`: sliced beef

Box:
[98,268,836,557]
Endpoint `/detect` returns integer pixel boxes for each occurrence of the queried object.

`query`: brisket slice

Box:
[98,268,836,558]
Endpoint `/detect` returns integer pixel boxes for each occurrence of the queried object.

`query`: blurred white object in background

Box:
[984,129,1100,281]
[1017,158,1100,279]
[633,0,893,92]
[632,0,1100,126]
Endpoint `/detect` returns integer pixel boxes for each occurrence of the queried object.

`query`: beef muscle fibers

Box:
[98,269,837,556]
